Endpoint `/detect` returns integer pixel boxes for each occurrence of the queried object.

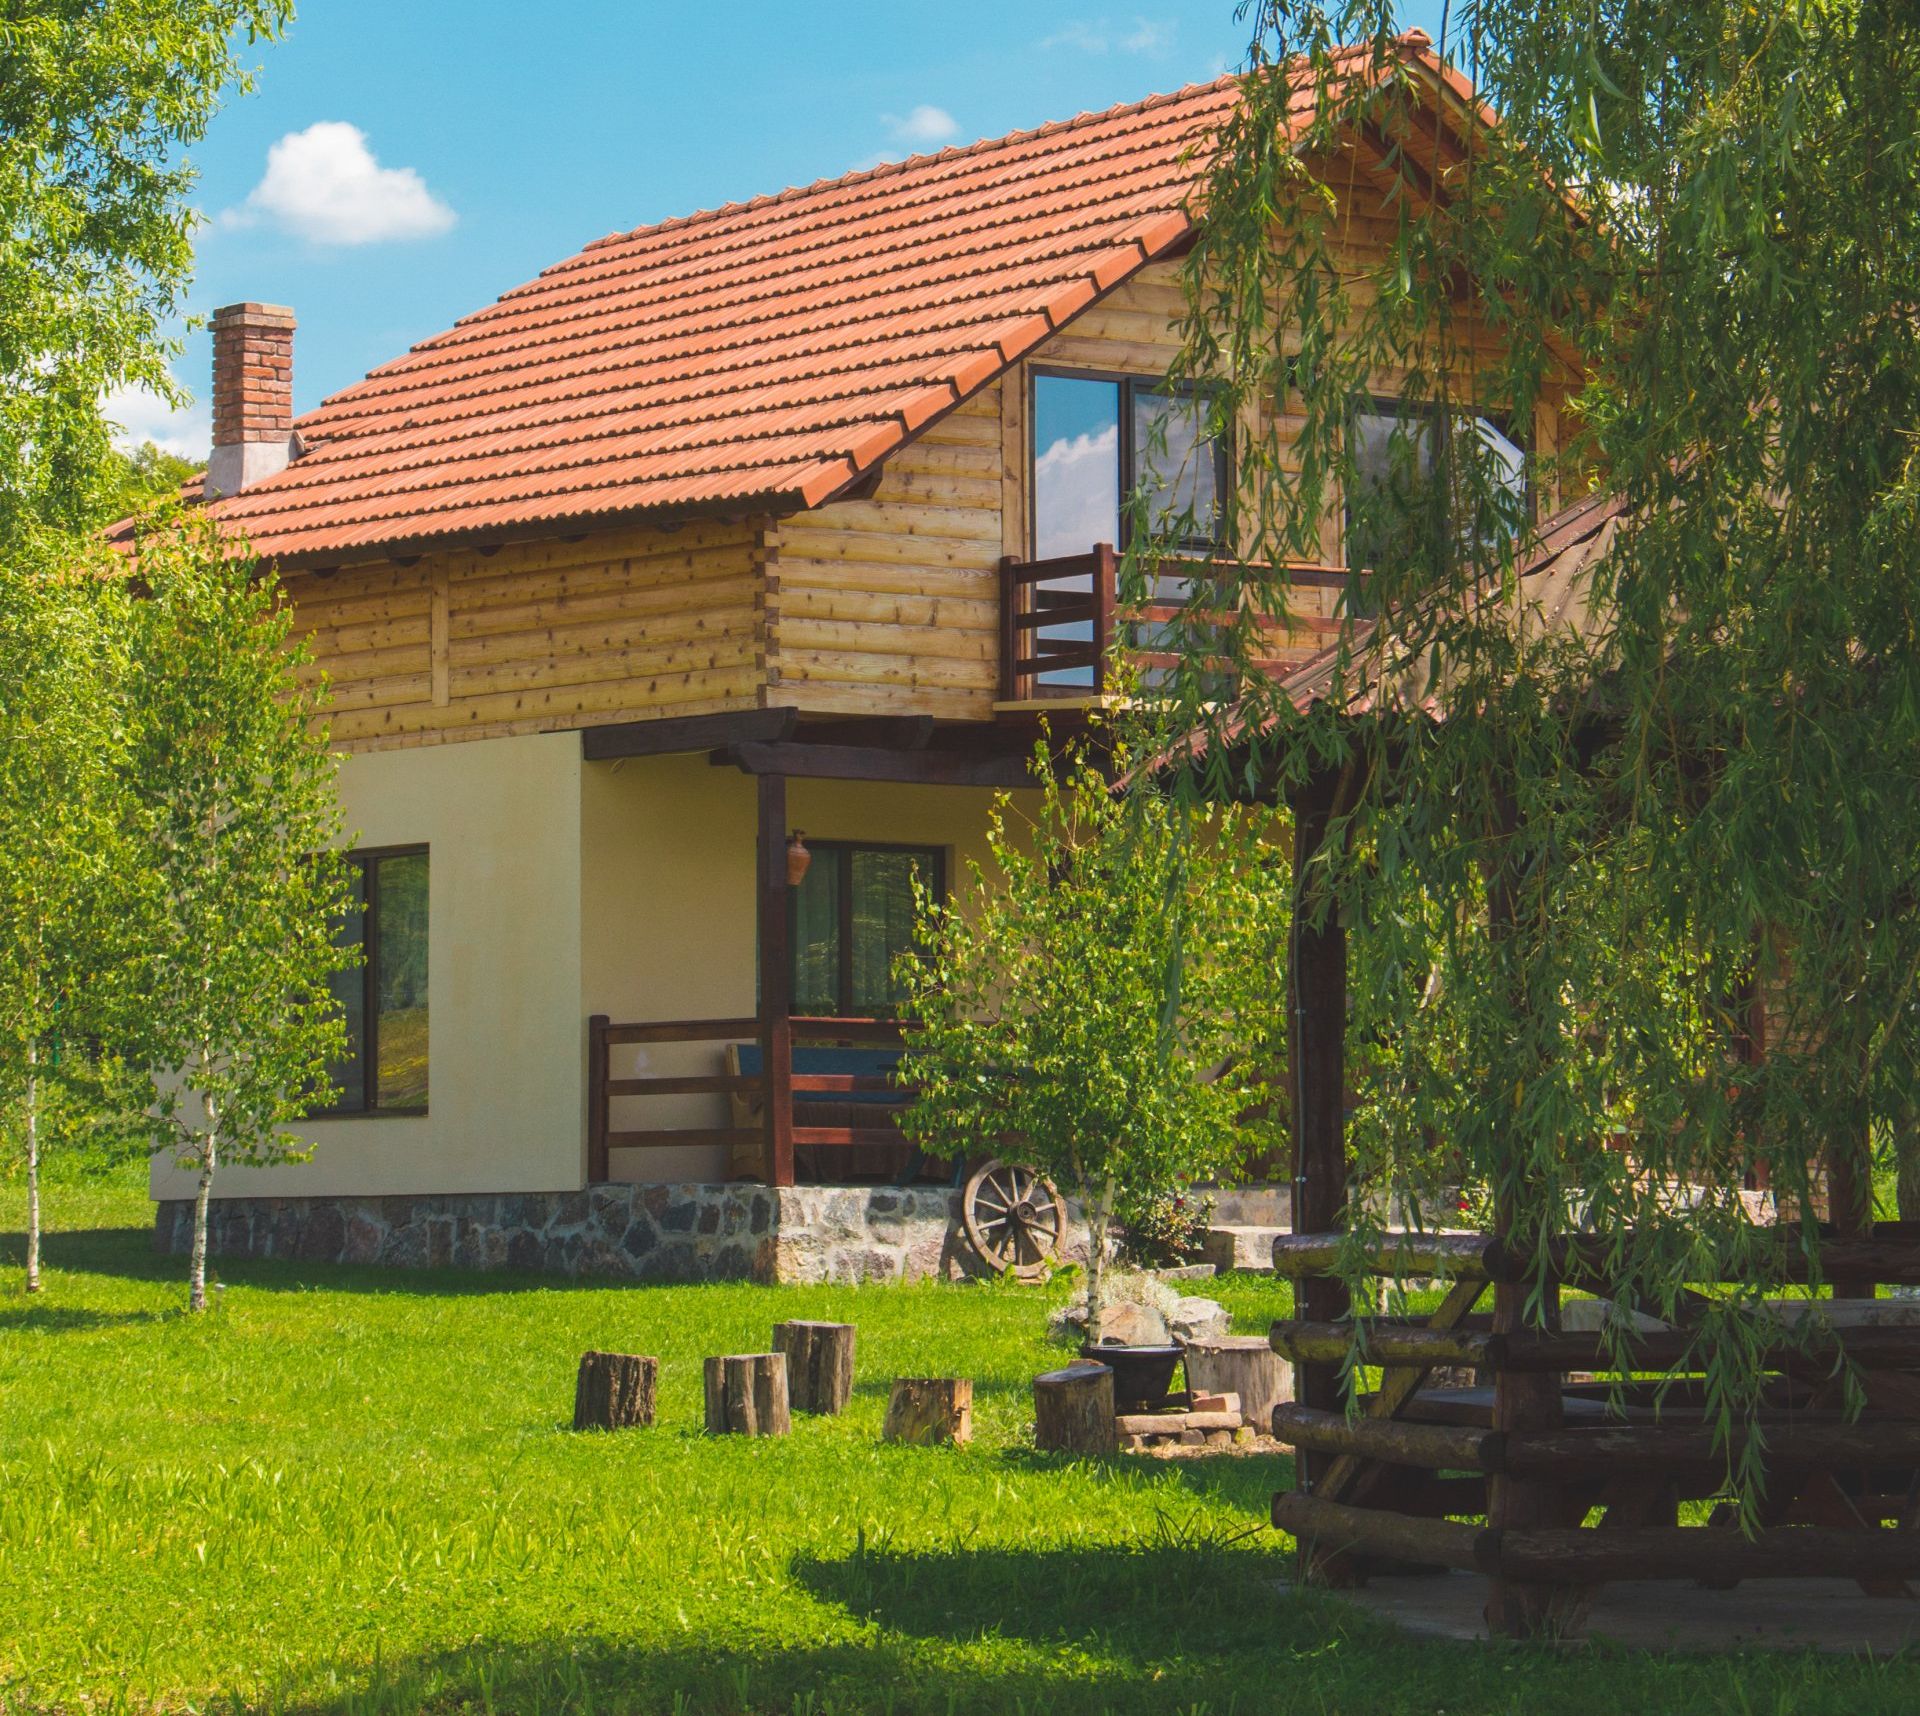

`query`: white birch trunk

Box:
[1082,1172,1117,1344]
[23,1040,40,1294]
[188,1073,219,1314]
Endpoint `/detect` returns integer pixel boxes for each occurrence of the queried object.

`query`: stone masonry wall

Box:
[151,1183,1091,1286]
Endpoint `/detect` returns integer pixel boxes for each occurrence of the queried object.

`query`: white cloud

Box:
[223,121,455,246]
[1033,424,1119,558]
[104,380,208,460]
[881,104,960,148]
[1040,16,1176,56]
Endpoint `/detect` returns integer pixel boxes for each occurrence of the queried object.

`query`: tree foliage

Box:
[896,747,1289,1334]
[0,0,288,543]
[1142,0,1920,1480]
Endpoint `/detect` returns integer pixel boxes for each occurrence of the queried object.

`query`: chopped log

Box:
[1272,1232,1509,1282]
[1499,1323,1920,1374]
[1183,1335,1290,1438]
[1183,1409,1244,1431]
[773,1320,856,1415]
[1271,1319,1503,1369]
[883,1377,973,1446]
[572,1351,658,1432]
[1116,1411,1189,1436]
[1497,1522,1920,1584]
[703,1353,791,1437]
[1272,1490,1494,1573]
[1033,1361,1116,1456]
[1273,1402,1500,1472]
[1500,1416,1920,1477]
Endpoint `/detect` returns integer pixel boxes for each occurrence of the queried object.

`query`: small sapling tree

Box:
[123,518,355,1311]
[896,746,1288,1337]
[0,549,133,1291]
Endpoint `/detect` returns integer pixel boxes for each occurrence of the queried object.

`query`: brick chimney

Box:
[206,302,297,499]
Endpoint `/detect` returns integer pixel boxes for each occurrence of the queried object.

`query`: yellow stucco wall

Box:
[581,753,1032,1183]
[151,730,587,1202]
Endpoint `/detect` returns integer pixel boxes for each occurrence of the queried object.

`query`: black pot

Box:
[1080,1341,1184,1411]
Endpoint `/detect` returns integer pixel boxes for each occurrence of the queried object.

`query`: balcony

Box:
[997,542,1357,703]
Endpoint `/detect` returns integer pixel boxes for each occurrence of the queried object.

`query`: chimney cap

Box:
[211,301,297,327]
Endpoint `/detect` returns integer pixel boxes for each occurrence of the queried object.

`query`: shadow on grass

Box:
[0,1300,163,1333]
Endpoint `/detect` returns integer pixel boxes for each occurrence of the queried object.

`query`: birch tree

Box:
[0,551,132,1292]
[123,518,355,1311]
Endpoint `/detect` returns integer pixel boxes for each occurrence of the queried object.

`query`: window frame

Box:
[313,842,430,1119]
[1028,366,1233,559]
[788,838,947,1019]
[1344,395,1532,572]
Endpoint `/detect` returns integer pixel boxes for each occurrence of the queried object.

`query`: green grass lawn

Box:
[4,1170,1919,1715]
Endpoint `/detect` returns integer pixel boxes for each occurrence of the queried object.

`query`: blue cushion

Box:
[732,1042,903,1105]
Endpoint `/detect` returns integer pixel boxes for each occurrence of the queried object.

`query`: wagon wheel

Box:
[961,1158,1067,1281]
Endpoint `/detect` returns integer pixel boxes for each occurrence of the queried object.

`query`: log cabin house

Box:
[151,32,1579,1281]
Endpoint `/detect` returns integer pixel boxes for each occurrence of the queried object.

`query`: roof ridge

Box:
[574,71,1248,259]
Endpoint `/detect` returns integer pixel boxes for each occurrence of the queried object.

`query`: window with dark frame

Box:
[1029,370,1231,689]
[318,846,429,1116]
[789,841,944,1018]
[1345,398,1529,591]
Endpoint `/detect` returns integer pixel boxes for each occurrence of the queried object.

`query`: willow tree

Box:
[1139,0,1920,1452]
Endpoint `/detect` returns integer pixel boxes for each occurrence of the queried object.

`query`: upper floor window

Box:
[1346,400,1528,577]
[790,841,944,1018]
[1032,371,1227,559]
[319,846,429,1115]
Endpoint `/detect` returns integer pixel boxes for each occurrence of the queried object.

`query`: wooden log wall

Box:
[284,517,767,752]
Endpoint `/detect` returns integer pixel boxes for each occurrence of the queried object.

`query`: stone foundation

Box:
[151,1182,1091,1286]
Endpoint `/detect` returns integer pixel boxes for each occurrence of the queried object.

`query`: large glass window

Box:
[1346,400,1528,580]
[1032,372,1227,558]
[320,847,429,1115]
[790,842,943,1017]
[1029,372,1228,688]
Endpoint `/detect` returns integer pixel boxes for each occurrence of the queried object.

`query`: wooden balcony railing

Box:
[588,1013,912,1188]
[998,542,1357,703]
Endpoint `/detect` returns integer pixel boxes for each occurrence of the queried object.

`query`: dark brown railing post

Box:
[998,553,1021,701]
[757,772,796,1187]
[1092,541,1117,697]
[587,1014,610,1184]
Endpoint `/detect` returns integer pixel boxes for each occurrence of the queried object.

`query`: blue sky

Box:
[114,0,1445,456]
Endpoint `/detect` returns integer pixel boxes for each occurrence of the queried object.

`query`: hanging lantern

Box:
[786,831,811,887]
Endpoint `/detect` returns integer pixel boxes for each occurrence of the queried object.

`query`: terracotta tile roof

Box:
[206,33,1452,565]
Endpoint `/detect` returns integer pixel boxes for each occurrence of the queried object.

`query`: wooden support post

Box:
[572,1351,658,1432]
[1286,763,1352,1496]
[587,1014,611,1184]
[883,1377,973,1446]
[1184,1335,1291,1439]
[756,772,795,1188]
[703,1353,791,1436]
[1829,1095,1875,1299]
[1091,541,1117,697]
[998,554,1021,701]
[774,1320,856,1415]
[1033,1360,1116,1456]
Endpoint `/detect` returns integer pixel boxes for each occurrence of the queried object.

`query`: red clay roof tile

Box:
[205,36,1448,563]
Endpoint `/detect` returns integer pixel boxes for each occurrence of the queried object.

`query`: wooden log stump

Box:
[774,1319,857,1415]
[1034,1360,1116,1455]
[1184,1335,1291,1438]
[883,1377,973,1446]
[703,1353,791,1437]
[572,1351,659,1432]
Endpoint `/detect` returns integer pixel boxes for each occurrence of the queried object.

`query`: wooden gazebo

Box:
[1230,496,1920,1635]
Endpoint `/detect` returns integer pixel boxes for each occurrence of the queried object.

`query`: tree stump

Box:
[572,1351,658,1432]
[1182,1336,1291,1439]
[703,1353,791,1437]
[883,1377,973,1446]
[1034,1360,1116,1455]
[774,1319,857,1415]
